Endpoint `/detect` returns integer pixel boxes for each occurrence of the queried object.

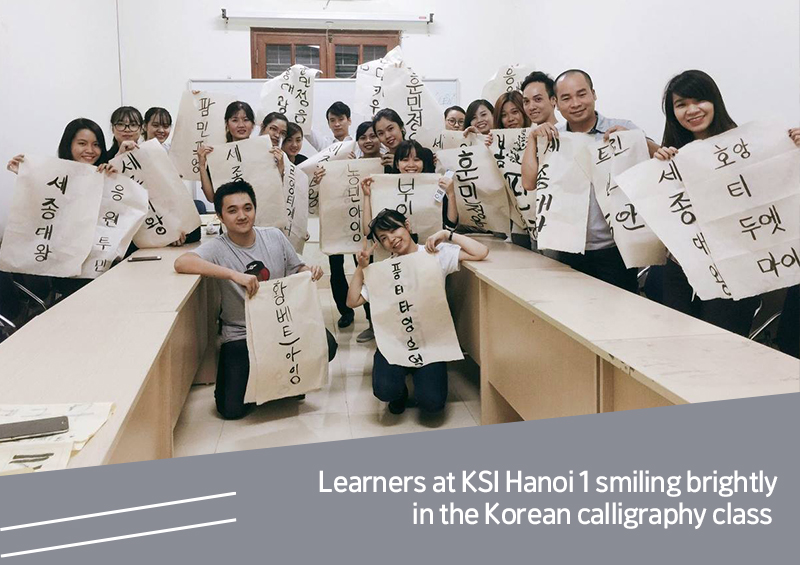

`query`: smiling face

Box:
[445,109,466,131]
[218,192,255,236]
[327,113,351,141]
[261,118,287,146]
[112,117,142,144]
[226,109,254,141]
[375,221,415,255]
[145,117,171,144]
[500,100,524,129]
[396,147,424,174]
[357,126,380,157]
[555,73,597,131]
[282,131,303,157]
[374,117,404,151]
[523,81,556,125]
[70,128,102,164]
[672,94,715,140]
[471,104,493,134]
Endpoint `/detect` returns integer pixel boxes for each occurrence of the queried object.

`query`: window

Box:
[251,29,400,79]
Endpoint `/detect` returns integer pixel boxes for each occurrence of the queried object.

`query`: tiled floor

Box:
[173,286,482,457]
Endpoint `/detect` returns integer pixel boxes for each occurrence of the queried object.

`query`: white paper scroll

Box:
[587,129,667,268]
[206,136,287,229]
[481,64,534,107]
[534,133,592,253]
[436,144,512,233]
[318,158,384,255]
[0,156,104,277]
[369,173,444,244]
[282,157,310,254]
[354,46,404,121]
[111,139,201,249]
[260,64,321,133]
[490,127,535,232]
[244,272,329,404]
[364,250,463,367]
[616,159,731,300]
[169,90,236,181]
[417,129,483,153]
[0,442,72,473]
[382,65,444,141]
[674,121,800,298]
[79,174,149,279]
[298,140,358,216]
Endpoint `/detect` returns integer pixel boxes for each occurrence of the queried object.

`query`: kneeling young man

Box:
[174,180,336,419]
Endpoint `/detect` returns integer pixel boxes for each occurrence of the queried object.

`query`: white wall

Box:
[2,0,799,235]
[0,0,122,235]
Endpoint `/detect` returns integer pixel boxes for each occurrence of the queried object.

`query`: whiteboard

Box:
[189,77,459,155]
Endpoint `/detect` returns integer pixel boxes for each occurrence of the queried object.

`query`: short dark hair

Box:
[355,121,375,140]
[284,122,303,142]
[393,140,435,173]
[143,107,172,140]
[444,105,466,118]
[58,118,108,165]
[372,108,405,133]
[224,101,255,142]
[214,180,257,215]
[554,69,594,95]
[326,101,351,120]
[520,71,555,99]
[368,208,408,241]
[464,99,494,129]
[261,111,289,131]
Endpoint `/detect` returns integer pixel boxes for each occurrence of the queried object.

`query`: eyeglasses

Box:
[114,122,142,132]
[446,118,465,127]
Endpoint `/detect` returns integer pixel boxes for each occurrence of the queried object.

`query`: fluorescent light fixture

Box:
[221,8,434,25]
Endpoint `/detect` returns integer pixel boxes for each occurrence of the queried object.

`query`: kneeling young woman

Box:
[345,210,488,414]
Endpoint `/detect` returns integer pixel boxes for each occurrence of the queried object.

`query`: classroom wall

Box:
[1,0,799,235]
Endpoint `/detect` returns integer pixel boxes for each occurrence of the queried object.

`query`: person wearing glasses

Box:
[107,106,143,159]
[345,208,488,415]
[444,105,466,131]
[142,107,173,151]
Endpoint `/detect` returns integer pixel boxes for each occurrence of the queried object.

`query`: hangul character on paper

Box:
[277,96,289,115]
[272,281,287,305]
[658,160,682,183]
[35,225,53,241]
[111,184,125,201]
[281,82,296,95]
[733,138,751,159]
[226,145,242,162]
[615,203,645,231]
[534,214,546,237]
[144,212,167,235]
[757,247,800,278]
[298,72,311,88]
[406,111,423,131]
[394,284,404,296]
[94,259,109,273]
[396,201,413,216]
[120,153,142,173]
[295,107,308,124]
[713,144,736,170]
[275,306,293,324]
[294,89,309,107]
[408,353,424,367]
[40,198,59,220]
[289,365,301,385]
[406,336,419,351]
[231,165,244,182]
[604,213,613,238]
[692,232,710,255]
[46,175,69,195]
[34,243,51,262]
[537,192,553,214]
[97,236,111,250]
[709,265,731,296]
[726,175,751,198]
[103,211,120,227]
[196,120,209,138]
[281,325,294,339]
[494,137,507,165]
[283,344,301,362]
[391,262,402,280]
[669,191,696,225]
[398,300,413,314]
[401,316,414,332]
[348,203,362,219]
[458,181,478,200]
[542,137,560,154]
[198,97,215,118]
[397,178,415,195]
[759,205,785,235]
[536,164,551,190]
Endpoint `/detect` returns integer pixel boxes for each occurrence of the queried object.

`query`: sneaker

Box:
[337,312,355,328]
[356,326,375,343]
[388,386,409,415]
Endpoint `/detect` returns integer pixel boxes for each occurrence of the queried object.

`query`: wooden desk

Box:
[447,238,799,424]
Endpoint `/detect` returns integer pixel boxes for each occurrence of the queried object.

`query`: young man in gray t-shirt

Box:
[175,180,336,419]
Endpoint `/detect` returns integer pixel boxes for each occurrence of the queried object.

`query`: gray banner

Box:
[1,393,798,563]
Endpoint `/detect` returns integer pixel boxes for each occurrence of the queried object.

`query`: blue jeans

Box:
[372,349,448,413]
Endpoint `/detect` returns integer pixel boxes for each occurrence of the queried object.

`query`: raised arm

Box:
[522,123,558,192]
[197,145,215,202]
[425,230,489,262]
[346,243,376,309]
[361,176,374,236]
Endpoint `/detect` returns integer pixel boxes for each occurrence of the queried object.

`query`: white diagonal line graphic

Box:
[1,519,236,558]
[1,492,236,531]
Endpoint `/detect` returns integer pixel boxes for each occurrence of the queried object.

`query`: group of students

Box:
[4,66,799,422]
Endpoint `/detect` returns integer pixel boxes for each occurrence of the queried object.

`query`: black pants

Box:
[661,259,759,337]
[328,254,371,321]
[776,285,799,358]
[558,246,638,293]
[510,232,533,251]
[216,330,338,420]
[372,349,448,413]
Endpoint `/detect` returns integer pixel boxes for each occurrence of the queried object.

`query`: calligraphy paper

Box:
[0,441,73,473]
[534,133,592,253]
[369,173,443,244]
[481,64,534,107]
[436,144,511,233]
[318,158,384,255]
[587,129,666,268]
[489,127,535,232]
[298,140,358,216]
[353,46,404,120]
[244,272,329,404]
[207,136,287,229]
[417,129,483,153]
[364,250,463,367]
[111,139,201,248]
[260,64,321,133]
[0,156,103,277]
[282,157,310,254]
[382,65,444,141]
[169,90,236,181]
